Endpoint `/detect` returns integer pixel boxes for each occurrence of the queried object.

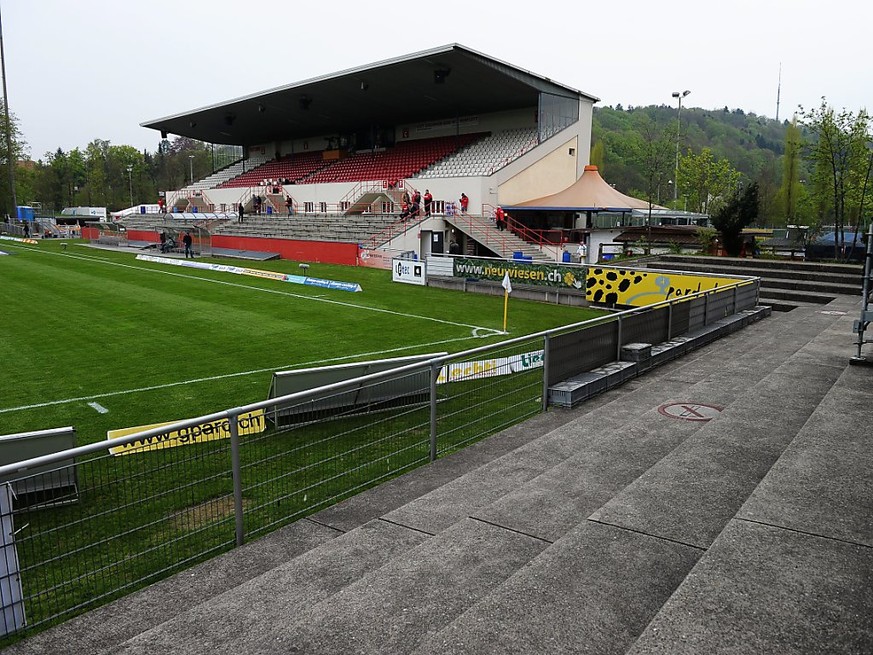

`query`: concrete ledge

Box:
[549,306,771,408]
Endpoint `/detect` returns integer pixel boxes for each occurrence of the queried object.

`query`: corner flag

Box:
[501,271,512,295]
[501,271,512,333]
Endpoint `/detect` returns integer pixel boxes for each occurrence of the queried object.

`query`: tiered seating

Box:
[212,214,399,243]
[184,153,270,191]
[416,128,538,178]
[219,152,329,188]
[303,134,485,184]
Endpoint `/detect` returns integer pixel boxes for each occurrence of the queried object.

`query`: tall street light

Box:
[126,165,133,208]
[188,154,195,185]
[672,89,690,203]
[0,4,18,217]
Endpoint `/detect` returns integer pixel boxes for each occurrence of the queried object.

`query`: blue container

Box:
[562,251,571,262]
[16,206,34,221]
[140,206,146,214]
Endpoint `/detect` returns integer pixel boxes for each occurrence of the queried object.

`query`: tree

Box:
[711,182,759,256]
[799,99,872,259]
[630,116,676,248]
[678,147,741,214]
[0,98,29,216]
[775,118,803,226]
[589,139,605,172]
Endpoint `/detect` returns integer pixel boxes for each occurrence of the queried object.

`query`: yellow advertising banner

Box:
[107,410,266,456]
[585,267,745,307]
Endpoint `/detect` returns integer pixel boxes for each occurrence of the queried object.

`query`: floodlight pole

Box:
[672,90,690,203]
[188,155,194,185]
[126,165,133,208]
[0,3,17,217]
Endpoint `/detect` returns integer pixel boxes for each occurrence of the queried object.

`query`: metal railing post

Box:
[704,291,710,325]
[229,413,244,547]
[667,300,673,339]
[542,334,551,411]
[429,362,439,462]
[732,285,738,314]
[616,314,623,359]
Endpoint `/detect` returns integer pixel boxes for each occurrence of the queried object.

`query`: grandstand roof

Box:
[141,44,598,147]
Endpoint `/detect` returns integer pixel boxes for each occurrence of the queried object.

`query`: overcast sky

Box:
[4,0,870,160]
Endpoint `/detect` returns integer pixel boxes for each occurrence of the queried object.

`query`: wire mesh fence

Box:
[0,279,759,640]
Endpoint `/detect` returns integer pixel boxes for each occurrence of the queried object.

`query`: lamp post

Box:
[126,165,133,208]
[188,155,195,185]
[672,89,690,203]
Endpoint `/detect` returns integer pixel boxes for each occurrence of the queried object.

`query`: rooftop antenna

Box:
[776,62,782,122]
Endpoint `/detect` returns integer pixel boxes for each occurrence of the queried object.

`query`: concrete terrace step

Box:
[627,363,873,654]
[645,261,861,295]
[656,254,864,277]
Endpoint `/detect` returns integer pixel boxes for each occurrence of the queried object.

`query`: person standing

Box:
[285,196,293,216]
[183,231,193,258]
[459,193,469,214]
[23,222,30,238]
[494,206,506,230]
[423,189,433,217]
[238,202,245,223]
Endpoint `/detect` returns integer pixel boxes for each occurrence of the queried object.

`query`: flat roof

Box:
[141,44,598,146]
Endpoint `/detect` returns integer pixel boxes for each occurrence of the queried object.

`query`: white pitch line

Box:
[0,335,484,414]
[21,245,501,334]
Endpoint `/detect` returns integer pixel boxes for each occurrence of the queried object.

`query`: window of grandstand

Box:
[539,93,580,141]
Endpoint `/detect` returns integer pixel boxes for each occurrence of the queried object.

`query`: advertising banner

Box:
[585,266,745,306]
[452,257,584,291]
[392,258,426,286]
[136,255,362,292]
[107,410,266,456]
[437,350,544,384]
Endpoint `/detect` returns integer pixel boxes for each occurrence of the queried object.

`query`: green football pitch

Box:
[0,239,601,443]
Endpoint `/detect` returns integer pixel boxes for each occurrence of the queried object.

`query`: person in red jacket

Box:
[459,193,469,214]
[494,206,506,230]
[423,189,433,217]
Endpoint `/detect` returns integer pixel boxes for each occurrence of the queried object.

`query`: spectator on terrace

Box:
[238,202,245,223]
[459,193,469,214]
[285,196,293,216]
[413,190,421,206]
[159,231,168,252]
[423,189,433,217]
[399,201,411,221]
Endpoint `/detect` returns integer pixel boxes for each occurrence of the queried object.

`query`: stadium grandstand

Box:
[139,44,598,265]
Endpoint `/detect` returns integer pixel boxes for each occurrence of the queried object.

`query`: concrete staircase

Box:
[445,214,552,263]
[9,295,871,654]
[644,254,863,311]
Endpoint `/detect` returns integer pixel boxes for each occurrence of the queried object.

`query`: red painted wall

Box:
[83,227,359,266]
[211,235,359,265]
[127,229,157,242]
